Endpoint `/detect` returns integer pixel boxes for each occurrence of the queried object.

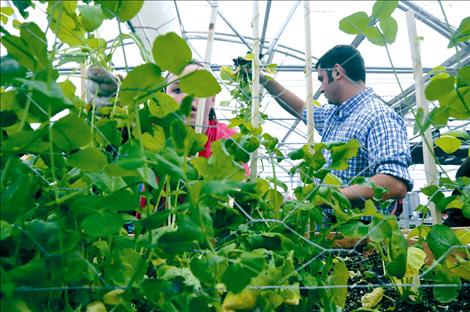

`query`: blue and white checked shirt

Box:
[302,88,413,191]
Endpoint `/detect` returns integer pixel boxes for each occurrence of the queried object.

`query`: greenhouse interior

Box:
[0,0,469,311]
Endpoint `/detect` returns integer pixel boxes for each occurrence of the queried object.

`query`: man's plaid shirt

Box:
[302,87,413,191]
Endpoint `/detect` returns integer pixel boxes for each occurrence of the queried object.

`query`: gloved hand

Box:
[86,66,122,108]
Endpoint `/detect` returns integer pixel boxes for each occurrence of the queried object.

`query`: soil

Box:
[341,251,470,312]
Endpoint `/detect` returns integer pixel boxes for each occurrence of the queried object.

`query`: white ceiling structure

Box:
[4,0,469,193]
[127,1,470,192]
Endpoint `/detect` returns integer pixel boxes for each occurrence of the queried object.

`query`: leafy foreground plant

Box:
[0,1,469,312]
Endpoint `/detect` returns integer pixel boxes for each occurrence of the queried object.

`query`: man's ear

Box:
[333,64,345,80]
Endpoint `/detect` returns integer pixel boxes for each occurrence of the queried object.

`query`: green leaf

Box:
[98,0,143,22]
[0,220,12,240]
[81,211,122,236]
[379,16,398,44]
[47,1,85,47]
[25,220,79,253]
[141,210,171,230]
[179,69,222,98]
[18,79,73,121]
[328,259,348,308]
[386,229,407,278]
[443,88,470,120]
[429,106,449,127]
[339,11,370,35]
[427,224,463,260]
[148,92,179,118]
[120,63,164,105]
[67,147,107,172]
[96,119,121,146]
[448,16,470,48]
[435,135,461,154]
[117,0,143,21]
[104,164,140,177]
[103,189,140,212]
[427,264,461,303]
[1,34,35,72]
[19,22,49,70]
[190,254,222,284]
[329,139,360,170]
[158,230,198,255]
[152,32,192,75]
[78,5,105,32]
[151,147,187,180]
[364,26,386,46]
[0,55,27,85]
[107,248,146,287]
[457,65,470,87]
[425,76,455,100]
[8,258,47,286]
[0,6,14,24]
[221,252,265,293]
[0,110,18,128]
[372,0,398,19]
[240,252,265,274]
[191,141,245,181]
[52,113,91,153]
[368,217,392,242]
[142,125,165,152]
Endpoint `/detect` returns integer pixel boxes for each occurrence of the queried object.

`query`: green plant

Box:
[1,1,468,311]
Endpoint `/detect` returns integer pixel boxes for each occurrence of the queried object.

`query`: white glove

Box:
[86,66,121,108]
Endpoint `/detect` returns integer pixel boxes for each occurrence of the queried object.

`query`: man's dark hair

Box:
[315,45,366,83]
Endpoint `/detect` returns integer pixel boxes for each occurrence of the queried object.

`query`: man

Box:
[261,45,413,206]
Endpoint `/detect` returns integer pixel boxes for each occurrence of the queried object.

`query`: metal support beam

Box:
[398,1,470,51]
[265,1,300,63]
[216,9,252,52]
[260,0,272,54]
[389,49,470,116]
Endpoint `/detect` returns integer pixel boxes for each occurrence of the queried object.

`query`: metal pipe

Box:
[260,0,272,54]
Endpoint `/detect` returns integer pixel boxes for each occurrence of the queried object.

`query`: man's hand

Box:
[86,66,121,108]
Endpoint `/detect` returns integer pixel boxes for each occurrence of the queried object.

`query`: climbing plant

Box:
[0,1,468,311]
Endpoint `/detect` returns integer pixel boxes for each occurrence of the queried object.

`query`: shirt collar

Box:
[334,87,373,119]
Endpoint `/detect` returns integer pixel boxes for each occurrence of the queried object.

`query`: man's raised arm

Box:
[260,75,305,120]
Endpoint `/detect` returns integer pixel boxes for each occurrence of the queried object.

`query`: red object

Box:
[139,121,241,214]
[198,120,238,158]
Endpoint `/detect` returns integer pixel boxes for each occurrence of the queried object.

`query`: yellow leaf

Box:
[323,173,343,186]
[435,135,461,154]
[222,288,257,311]
[86,301,106,312]
[103,289,125,305]
[405,246,427,278]
[361,287,384,309]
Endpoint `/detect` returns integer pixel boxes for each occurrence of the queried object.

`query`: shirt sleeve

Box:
[367,112,414,191]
